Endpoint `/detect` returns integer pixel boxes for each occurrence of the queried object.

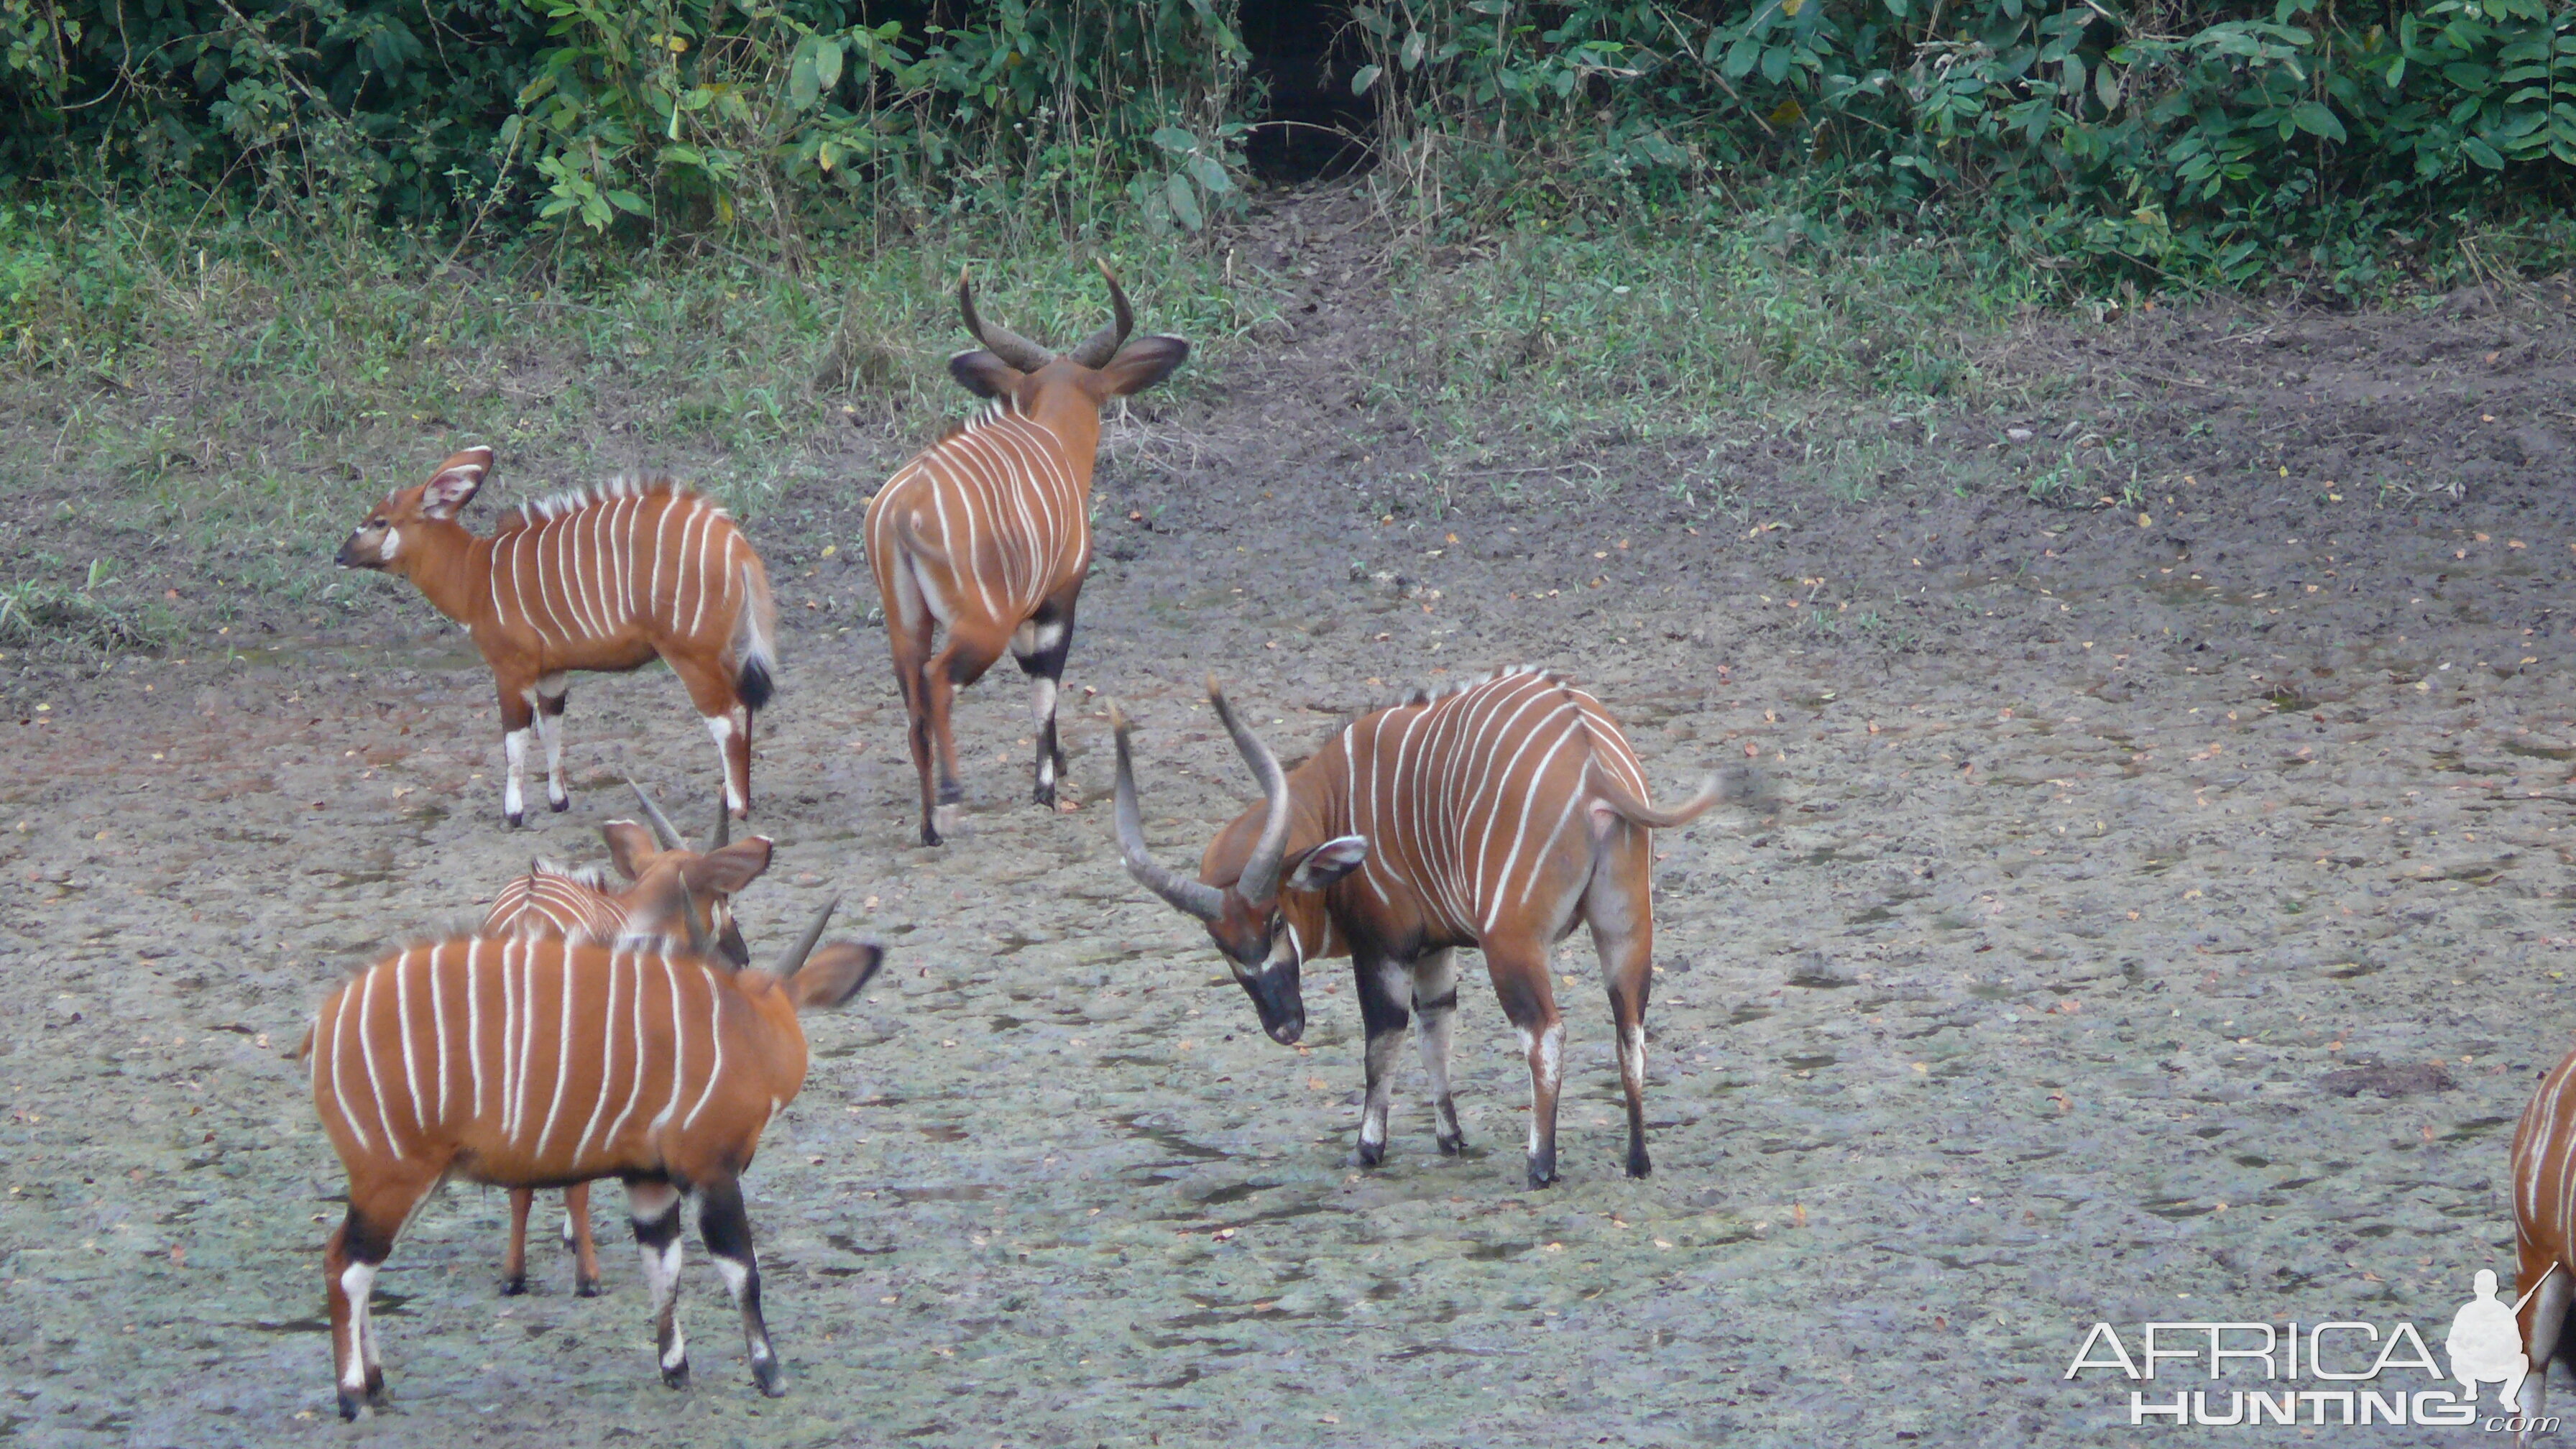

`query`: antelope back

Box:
[482,479,762,653]
[2515,1046,2576,1261]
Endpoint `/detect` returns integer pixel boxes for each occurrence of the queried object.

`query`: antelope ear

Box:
[1093,335,1188,397]
[948,349,1024,399]
[786,941,884,1011]
[684,837,773,895]
[599,821,660,880]
[420,446,492,519]
[1284,834,1367,892]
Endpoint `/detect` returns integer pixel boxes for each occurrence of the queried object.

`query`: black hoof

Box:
[1626,1146,1653,1179]
[1033,782,1057,807]
[661,1360,691,1390]
[365,1371,389,1407]
[1436,1133,1466,1156]
[338,1389,364,1422]
[549,795,569,813]
[919,824,943,847]
[1355,1139,1385,1168]
[505,810,525,829]
[1526,1154,1558,1189]
[501,1274,527,1297]
[576,1276,602,1298]
[752,1354,785,1397]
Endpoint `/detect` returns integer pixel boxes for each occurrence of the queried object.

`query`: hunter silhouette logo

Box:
[2064,1268,2568,1429]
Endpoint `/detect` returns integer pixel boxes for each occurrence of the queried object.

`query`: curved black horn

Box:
[1208,679,1294,903]
[1066,257,1134,369]
[627,778,687,851]
[957,268,1053,372]
[773,897,839,978]
[1109,702,1225,921]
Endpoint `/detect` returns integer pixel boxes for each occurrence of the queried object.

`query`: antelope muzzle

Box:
[1241,960,1305,1046]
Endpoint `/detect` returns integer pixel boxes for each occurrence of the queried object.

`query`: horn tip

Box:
[1108,698,1129,732]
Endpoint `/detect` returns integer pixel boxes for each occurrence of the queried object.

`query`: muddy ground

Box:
[6,198,2576,1446]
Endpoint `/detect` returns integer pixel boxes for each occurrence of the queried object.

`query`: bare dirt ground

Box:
[6,194,2576,1446]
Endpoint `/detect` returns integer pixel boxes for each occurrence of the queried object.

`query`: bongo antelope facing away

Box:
[864,262,1188,845]
[1113,669,1721,1187]
[2506,1044,2576,1441]
[335,447,780,826]
[477,782,776,1297]
[305,904,883,1419]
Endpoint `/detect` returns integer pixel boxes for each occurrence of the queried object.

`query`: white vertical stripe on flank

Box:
[485,535,506,625]
[613,492,637,624]
[1485,722,1583,934]
[680,962,728,1131]
[680,500,712,638]
[573,949,625,1166]
[504,937,528,1139]
[514,940,540,1146]
[321,989,371,1154]
[466,937,488,1122]
[394,948,423,1133]
[428,942,452,1124]
[355,963,405,1157]
[650,955,688,1131]
[602,949,652,1156]
[532,938,579,1163]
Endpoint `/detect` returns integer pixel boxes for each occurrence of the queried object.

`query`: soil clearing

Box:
[6,194,2576,1445]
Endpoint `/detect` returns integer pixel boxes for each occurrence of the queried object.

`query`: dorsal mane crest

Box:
[1332,665,1558,734]
[492,475,697,534]
[527,860,613,891]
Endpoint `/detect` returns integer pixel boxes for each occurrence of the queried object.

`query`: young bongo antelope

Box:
[335,447,780,826]
[477,782,776,1297]
[2506,1044,2576,1440]
[863,262,1189,845]
[1113,669,1721,1187]
[306,903,882,1418]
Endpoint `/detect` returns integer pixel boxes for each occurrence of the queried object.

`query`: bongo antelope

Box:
[305,903,882,1419]
[1113,668,1720,1187]
[2506,1046,2576,1440]
[864,262,1189,845]
[477,782,776,1297]
[335,447,780,826]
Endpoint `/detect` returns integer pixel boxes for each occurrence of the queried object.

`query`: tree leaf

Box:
[1353,63,1383,96]
[607,188,650,216]
[1166,171,1205,231]
[1402,29,1425,70]
[814,39,843,93]
[1186,153,1233,193]
[788,52,819,110]
[2291,99,2345,141]
[2462,134,2506,167]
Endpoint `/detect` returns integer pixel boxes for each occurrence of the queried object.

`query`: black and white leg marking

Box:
[697,1177,783,1397]
[534,673,571,812]
[1011,602,1074,808]
[627,1179,689,1388]
[1412,949,1465,1154]
[1353,952,1414,1168]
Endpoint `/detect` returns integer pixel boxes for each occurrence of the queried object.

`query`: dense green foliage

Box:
[1,0,2571,286]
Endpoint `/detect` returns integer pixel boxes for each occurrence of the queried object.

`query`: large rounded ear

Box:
[599,821,661,880]
[683,837,774,895]
[1095,336,1189,397]
[786,941,885,1011]
[1284,834,1367,893]
[949,350,1024,400]
[420,446,493,520]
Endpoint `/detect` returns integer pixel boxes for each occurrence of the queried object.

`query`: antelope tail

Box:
[1591,771,1725,830]
[893,510,949,570]
[732,556,778,713]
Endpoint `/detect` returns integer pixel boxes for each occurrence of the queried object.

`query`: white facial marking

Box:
[377,527,400,561]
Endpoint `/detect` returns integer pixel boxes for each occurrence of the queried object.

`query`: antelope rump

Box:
[1113,668,1721,1187]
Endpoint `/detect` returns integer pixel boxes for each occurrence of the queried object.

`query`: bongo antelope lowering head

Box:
[1113,670,1724,1187]
[863,262,1188,845]
[336,446,780,826]
[306,899,883,1419]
